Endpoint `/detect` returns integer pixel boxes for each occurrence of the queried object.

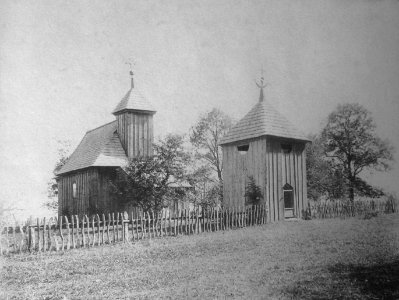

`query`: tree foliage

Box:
[189,108,232,183]
[184,164,223,209]
[320,103,394,201]
[109,134,191,212]
[45,140,72,213]
[306,134,346,200]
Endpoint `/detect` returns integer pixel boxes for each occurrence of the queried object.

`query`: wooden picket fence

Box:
[308,197,397,219]
[0,205,268,255]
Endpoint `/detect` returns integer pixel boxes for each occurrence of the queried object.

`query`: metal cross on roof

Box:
[126,61,136,88]
[255,66,267,102]
[256,65,267,89]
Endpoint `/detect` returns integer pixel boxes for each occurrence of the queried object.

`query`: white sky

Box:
[1,0,399,220]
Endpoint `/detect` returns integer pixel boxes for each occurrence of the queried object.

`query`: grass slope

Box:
[1,214,398,299]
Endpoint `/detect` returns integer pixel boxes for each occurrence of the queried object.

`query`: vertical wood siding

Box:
[116,112,153,158]
[222,137,308,222]
[57,168,118,217]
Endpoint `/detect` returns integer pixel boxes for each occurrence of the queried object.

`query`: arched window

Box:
[283,183,294,218]
[72,182,77,198]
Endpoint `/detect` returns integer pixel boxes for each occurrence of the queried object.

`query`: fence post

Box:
[91,216,95,247]
[121,212,125,242]
[124,212,129,242]
[71,216,75,249]
[151,211,155,238]
[76,215,80,248]
[131,211,135,242]
[135,214,139,241]
[178,210,182,235]
[101,214,105,244]
[173,211,177,236]
[140,214,144,239]
[27,226,31,252]
[59,217,64,251]
[224,209,228,230]
[158,210,162,237]
[231,208,234,229]
[256,205,259,225]
[106,214,110,244]
[186,209,190,234]
[81,216,86,247]
[42,217,47,253]
[111,213,115,243]
[47,219,52,251]
[65,216,70,250]
[168,209,172,236]
[85,215,90,247]
[116,213,120,242]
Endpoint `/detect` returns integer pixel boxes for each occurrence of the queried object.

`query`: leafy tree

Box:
[45,140,71,213]
[185,165,222,209]
[0,201,23,225]
[306,134,346,200]
[109,134,191,213]
[189,108,232,183]
[321,103,394,202]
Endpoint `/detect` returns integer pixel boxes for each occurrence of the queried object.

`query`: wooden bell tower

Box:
[112,69,156,158]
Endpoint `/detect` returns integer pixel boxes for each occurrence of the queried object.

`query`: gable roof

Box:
[56,121,128,175]
[112,88,156,115]
[219,93,310,145]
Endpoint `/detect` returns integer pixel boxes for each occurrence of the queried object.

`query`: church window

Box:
[72,182,77,198]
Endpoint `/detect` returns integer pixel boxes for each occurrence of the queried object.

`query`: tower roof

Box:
[112,88,156,115]
[219,90,310,145]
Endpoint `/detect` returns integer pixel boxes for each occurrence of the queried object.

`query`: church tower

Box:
[220,74,310,221]
[113,70,156,158]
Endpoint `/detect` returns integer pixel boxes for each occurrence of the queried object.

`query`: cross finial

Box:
[126,61,135,89]
[255,66,267,102]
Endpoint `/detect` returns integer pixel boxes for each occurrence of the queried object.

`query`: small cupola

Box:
[112,69,156,116]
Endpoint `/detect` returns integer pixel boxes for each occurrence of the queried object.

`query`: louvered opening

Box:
[237,144,249,155]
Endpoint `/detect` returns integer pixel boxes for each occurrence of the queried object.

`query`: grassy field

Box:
[1,213,398,299]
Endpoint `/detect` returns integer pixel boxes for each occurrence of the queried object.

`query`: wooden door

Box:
[283,188,294,218]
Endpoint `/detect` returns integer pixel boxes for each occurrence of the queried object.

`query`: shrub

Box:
[244,176,263,206]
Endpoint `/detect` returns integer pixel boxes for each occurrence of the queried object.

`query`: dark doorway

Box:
[283,183,294,218]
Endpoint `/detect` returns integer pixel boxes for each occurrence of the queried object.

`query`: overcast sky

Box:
[1,0,399,219]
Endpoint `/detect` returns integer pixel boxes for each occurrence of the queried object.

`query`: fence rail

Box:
[0,205,268,255]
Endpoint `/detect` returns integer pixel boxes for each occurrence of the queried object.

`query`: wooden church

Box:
[56,72,156,217]
[219,77,310,221]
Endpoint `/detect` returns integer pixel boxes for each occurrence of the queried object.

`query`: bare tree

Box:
[189,108,232,183]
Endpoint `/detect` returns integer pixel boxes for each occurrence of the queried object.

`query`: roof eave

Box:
[112,108,157,116]
[56,165,124,177]
[219,134,311,146]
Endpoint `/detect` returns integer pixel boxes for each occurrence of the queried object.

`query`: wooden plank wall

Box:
[58,169,98,217]
[58,168,120,217]
[222,137,308,222]
[222,138,267,208]
[116,112,153,158]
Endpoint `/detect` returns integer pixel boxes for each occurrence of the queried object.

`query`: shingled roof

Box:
[56,121,128,175]
[112,88,156,115]
[219,89,310,145]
